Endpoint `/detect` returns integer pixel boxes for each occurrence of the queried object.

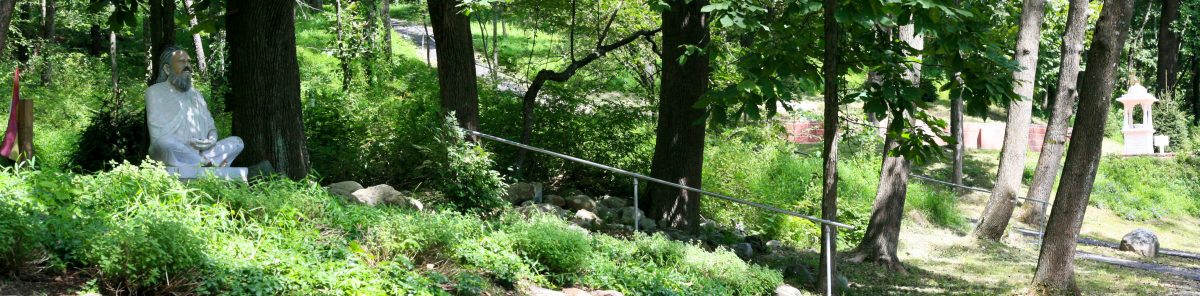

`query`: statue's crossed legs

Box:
[150,136,244,167]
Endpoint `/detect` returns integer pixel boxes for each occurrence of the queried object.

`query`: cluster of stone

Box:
[326,181,425,211]
[504,182,658,232]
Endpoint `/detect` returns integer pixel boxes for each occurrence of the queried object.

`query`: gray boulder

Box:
[590,290,624,296]
[545,194,567,207]
[730,242,753,259]
[774,284,803,296]
[637,217,657,232]
[505,182,542,205]
[562,288,590,296]
[350,184,401,206]
[565,195,596,211]
[326,181,363,199]
[572,210,602,228]
[517,204,569,218]
[618,207,644,225]
[1119,228,1160,258]
[526,286,565,296]
[598,195,629,208]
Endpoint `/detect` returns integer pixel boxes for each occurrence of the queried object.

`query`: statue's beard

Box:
[169,72,193,91]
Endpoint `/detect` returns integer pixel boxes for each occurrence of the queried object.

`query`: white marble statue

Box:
[146,47,243,167]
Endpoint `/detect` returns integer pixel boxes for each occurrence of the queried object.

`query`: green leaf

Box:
[701,2,730,13]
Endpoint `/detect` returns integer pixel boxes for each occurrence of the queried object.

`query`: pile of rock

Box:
[505,182,656,232]
[526,286,624,296]
[326,181,425,211]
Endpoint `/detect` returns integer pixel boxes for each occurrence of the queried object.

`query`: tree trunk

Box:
[491,7,499,82]
[974,0,1046,241]
[847,23,921,272]
[0,0,14,57]
[1193,56,1200,124]
[89,25,103,56]
[110,31,118,92]
[382,0,392,61]
[427,0,480,132]
[818,0,841,292]
[647,0,708,230]
[336,0,350,90]
[183,0,208,76]
[39,0,53,84]
[148,0,176,86]
[1156,0,1181,95]
[951,75,964,188]
[1019,0,1089,227]
[1030,0,1133,293]
[227,0,311,179]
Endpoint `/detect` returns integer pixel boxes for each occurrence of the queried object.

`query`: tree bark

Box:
[110,31,118,92]
[1030,0,1133,293]
[148,0,176,86]
[335,0,350,90]
[227,0,311,179]
[427,0,480,132]
[514,28,662,172]
[647,0,708,230]
[183,0,208,77]
[1155,0,1181,95]
[848,24,921,272]
[1019,0,1089,227]
[818,0,840,292]
[89,25,103,56]
[39,0,53,84]
[382,0,392,61]
[951,75,964,188]
[0,0,14,59]
[974,0,1046,241]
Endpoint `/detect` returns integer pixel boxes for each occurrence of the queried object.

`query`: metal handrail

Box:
[468,130,855,230]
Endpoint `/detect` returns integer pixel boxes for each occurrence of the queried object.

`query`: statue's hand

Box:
[192,138,215,150]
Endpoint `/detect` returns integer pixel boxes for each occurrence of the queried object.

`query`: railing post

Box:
[633,177,639,232]
[824,224,834,296]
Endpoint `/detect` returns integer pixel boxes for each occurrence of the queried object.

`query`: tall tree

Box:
[847,23,923,271]
[1156,0,1181,95]
[1030,0,1134,292]
[381,0,392,60]
[39,0,54,84]
[974,0,1047,241]
[0,0,13,55]
[951,75,964,188]
[183,0,208,76]
[647,0,709,229]
[426,0,480,132]
[818,0,841,293]
[227,0,311,179]
[1019,0,1089,226]
[147,0,176,86]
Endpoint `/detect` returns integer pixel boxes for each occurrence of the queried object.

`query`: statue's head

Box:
[156,46,193,91]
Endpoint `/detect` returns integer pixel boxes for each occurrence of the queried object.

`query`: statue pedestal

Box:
[166,167,248,182]
[1122,127,1155,155]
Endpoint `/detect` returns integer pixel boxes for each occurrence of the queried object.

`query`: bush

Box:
[70,102,149,173]
[80,214,208,290]
[422,114,508,211]
[0,188,48,271]
[510,216,593,274]
[1091,156,1200,220]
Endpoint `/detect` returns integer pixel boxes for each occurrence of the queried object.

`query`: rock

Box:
[766,240,784,249]
[520,200,535,207]
[505,182,542,205]
[699,218,718,232]
[326,181,363,199]
[403,198,424,211]
[774,284,803,296]
[598,195,629,208]
[1119,228,1160,257]
[618,207,644,225]
[545,194,567,207]
[637,217,657,232]
[565,195,596,211]
[572,210,602,228]
[590,290,624,296]
[563,288,590,296]
[526,285,566,296]
[730,243,753,259]
[517,204,569,218]
[350,184,402,206]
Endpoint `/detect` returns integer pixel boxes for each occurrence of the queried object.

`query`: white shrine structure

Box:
[1116,84,1163,155]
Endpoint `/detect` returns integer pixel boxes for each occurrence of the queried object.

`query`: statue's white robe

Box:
[146,82,243,167]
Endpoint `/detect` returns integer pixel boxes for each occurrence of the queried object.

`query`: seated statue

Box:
[146,46,243,168]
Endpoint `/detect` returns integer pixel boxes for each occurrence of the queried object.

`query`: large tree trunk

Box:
[0,0,13,56]
[39,0,53,84]
[974,0,1046,241]
[427,0,480,132]
[183,0,208,76]
[647,0,708,230]
[227,0,311,179]
[89,25,103,56]
[1030,0,1133,293]
[1019,0,1089,226]
[847,24,921,271]
[382,0,392,61]
[1155,0,1181,95]
[335,0,350,90]
[110,30,118,92]
[818,0,840,293]
[147,0,176,86]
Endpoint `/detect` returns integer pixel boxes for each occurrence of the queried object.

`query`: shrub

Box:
[80,214,208,290]
[69,101,149,173]
[510,216,593,274]
[0,190,48,271]
[422,114,508,211]
[1091,156,1200,220]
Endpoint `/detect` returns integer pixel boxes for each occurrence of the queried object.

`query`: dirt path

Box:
[389,19,527,94]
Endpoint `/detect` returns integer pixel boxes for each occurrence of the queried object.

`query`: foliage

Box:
[69,101,148,173]
[509,215,593,274]
[1091,155,1200,220]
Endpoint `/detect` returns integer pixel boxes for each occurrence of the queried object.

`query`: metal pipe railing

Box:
[468,130,856,230]
[466,130,851,296]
